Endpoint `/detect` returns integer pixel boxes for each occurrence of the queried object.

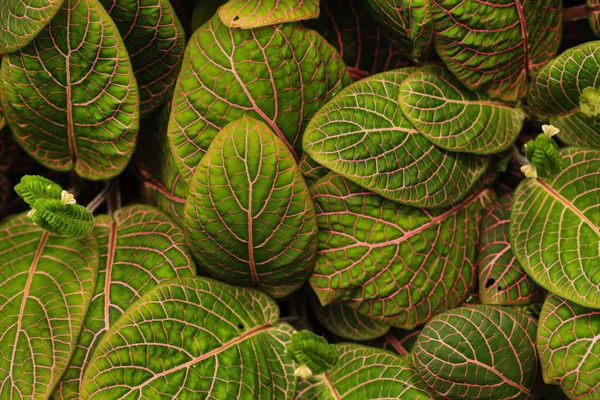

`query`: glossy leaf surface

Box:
[99,0,186,116]
[310,294,390,341]
[184,116,318,298]
[399,64,525,154]
[511,148,600,308]
[0,0,64,54]
[365,0,433,61]
[0,214,98,399]
[168,14,350,182]
[538,294,600,400]
[303,0,408,80]
[80,277,296,399]
[0,0,139,180]
[478,195,543,305]
[54,205,195,400]
[414,305,538,399]
[431,0,562,101]
[219,0,320,29]
[310,174,494,328]
[527,41,600,147]
[303,69,488,209]
[296,343,433,399]
[137,106,188,226]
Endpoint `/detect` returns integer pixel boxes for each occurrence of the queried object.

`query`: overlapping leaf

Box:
[527,41,600,147]
[303,0,408,80]
[296,343,433,399]
[80,277,296,399]
[302,69,488,209]
[137,106,188,226]
[184,116,318,298]
[478,195,543,305]
[99,0,186,117]
[298,154,329,186]
[54,205,195,400]
[364,0,434,61]
[368,328,421,356]
[590,0,600,36]
[510,148,600,308]
[0,0,139,180]
[431,0,562,101]
[310,294,390,341]
[0,213,98,399]
[168,14,350,182]
[0,0,64,54]
[399,64,526,154]
[538,294,600,400]
[219,0,320,29]
[310,173,494,328]
[414,305,538,399]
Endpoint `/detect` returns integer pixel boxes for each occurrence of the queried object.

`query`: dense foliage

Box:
[0,0,598,399]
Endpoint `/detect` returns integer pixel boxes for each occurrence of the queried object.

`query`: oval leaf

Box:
[478,195,544,305]
[219,0,320,29]
[0,0,64,54]
[54,205,195,400]
[0,214,98,399]
[168,14,350,182]
[364,0,434,61]
[99,0,186,117]
[399,64,526,154]
[510,148,600,308]
[137,106,188,226]
[0,0,139,180]
[309,294,390,341]
[414,305,538,399]
[310,173,494,328]
[303,0,408,80]
[184,116,318,298]
[527,41,600,147]
[538,293,600,400]
[296,343,433,400]
[80,277,296,399]
[431,0,562,101]
[302,69,488,209]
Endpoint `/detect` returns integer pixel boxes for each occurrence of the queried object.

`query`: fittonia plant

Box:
[0,1,599,399]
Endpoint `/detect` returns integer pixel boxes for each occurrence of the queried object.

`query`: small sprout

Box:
[14,175,94,239]
[285,330,340,378]
[521,125,563,179]
[579,87,600,118]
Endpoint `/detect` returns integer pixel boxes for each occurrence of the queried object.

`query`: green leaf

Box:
[296,343,433,399]
[478,195,544,306]
[431,0,562,102]
[364,0,434,61]
[399,64,526,154]
[137,106,188,227]
[590,0,600,37]
[0,0,139,180]
[303,0,409,80]
[0,78,5,130]
[14,175,63,207]
[365,328,421,356]
[302,69,488,209]
[0,213,98,399]
[527,41,600,147]
[168,14,351,182]
[219,0,320,29]
[510,147,600,308]
[414,305,538,399]
[30,198,94,238]
[309,293,391,341]
[184,116,318,298]
[298,154,329,186]
[53,205,195,400]
[310,173,495,328]
[80,277,296,399]
[286,330,340,376]
[99,0,186,117]
[537,293,600,400]
[0,0,64,54]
